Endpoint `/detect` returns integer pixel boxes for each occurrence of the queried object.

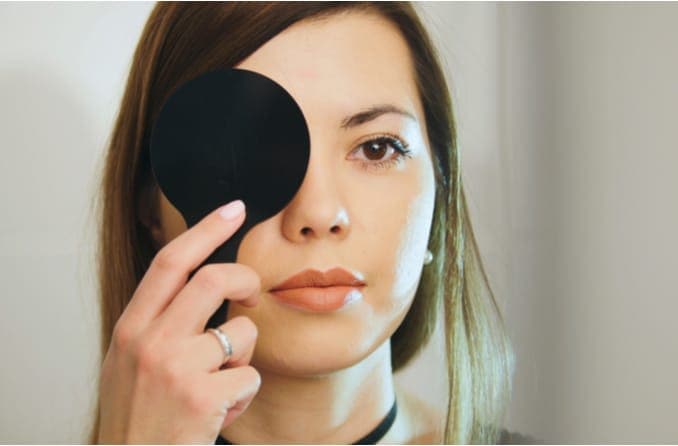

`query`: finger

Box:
[215,316,257,369]
[120,199,246,332]
[203,366,261,424]
[181,316,258,373]
[220,390,255,429]
[190,365,261,419]
[157,263,261,336]
[219,330,256,371]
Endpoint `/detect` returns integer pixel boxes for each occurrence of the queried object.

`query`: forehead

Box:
[234,11,420,123]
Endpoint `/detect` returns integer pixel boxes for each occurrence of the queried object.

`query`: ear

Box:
[137,179,164,250]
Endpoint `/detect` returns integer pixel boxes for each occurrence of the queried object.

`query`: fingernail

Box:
[218,200,245,220]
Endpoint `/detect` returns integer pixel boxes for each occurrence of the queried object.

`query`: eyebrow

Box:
[339,104,417,129]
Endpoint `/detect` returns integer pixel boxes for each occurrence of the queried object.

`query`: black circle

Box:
[149,68,310,229]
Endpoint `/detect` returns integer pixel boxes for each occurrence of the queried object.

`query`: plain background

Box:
[1,2,677,443]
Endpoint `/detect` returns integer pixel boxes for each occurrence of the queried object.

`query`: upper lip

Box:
[270,267,366,291]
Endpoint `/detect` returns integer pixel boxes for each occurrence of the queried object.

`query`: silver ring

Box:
[206,327,233,364]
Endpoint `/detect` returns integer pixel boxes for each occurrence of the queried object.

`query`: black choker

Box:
[214,399,397,445]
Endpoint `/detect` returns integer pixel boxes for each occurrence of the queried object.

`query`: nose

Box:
[280,154,350,243]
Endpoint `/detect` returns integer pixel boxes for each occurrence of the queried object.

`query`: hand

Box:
[97,200,261,444]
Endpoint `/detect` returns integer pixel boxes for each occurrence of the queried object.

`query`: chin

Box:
[252,308,395,377]
[254,349,370,378]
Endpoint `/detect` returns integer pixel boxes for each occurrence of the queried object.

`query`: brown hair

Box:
[86,2,513,443]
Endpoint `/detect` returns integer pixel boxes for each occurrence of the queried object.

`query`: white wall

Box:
[0,3,155,443]
[1,2,676,443]
[415,2,678,442]
[497,4,678,442]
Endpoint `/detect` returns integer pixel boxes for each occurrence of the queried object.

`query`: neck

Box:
[219,339,397,444]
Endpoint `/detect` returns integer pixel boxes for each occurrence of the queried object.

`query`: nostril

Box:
[330,226,340,234]
[301,227,312,236]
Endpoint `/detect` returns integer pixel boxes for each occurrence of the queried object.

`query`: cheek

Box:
[361,162,435,310]
[391,190,435,296]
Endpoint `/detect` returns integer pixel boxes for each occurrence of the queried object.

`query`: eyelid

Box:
[353,132,410,150]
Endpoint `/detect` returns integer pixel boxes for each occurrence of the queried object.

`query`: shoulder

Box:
[394,385,443,444]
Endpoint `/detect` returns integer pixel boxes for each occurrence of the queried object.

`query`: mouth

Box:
[269,267,366,313]
[269,285,364,312]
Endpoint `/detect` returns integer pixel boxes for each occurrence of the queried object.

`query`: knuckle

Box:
[250,271,262,295]
[134,341,162,374]
[223,264,262,296]
[194,264,225,293]
[111,322,134,352]
[152,247,182,273]
[239,265,262,294]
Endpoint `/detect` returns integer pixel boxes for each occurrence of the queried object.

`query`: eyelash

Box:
[351,133,413,172]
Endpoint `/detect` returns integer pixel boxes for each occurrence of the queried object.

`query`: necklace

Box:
[214,399,398,445]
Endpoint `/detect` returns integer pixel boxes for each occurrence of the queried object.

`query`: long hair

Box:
[86,2,513,443]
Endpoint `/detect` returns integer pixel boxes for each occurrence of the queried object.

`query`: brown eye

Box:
[363,139,389,161]
[349,134,413,172]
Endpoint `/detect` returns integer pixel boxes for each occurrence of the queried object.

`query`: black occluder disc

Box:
[149,68,310,328]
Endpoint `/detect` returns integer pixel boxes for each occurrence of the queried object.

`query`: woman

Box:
[88,2,514,444]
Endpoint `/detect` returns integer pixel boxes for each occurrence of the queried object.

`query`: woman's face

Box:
[154,11,436,376]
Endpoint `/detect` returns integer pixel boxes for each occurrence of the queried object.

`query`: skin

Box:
[145,10,440,444]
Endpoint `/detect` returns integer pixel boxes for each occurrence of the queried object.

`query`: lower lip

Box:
[269,286,364,312]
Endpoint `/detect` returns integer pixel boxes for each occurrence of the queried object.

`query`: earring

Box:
[423,249,433,265]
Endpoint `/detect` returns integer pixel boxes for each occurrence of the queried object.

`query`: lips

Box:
[270,267,366,291]
[269,267,366,312]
